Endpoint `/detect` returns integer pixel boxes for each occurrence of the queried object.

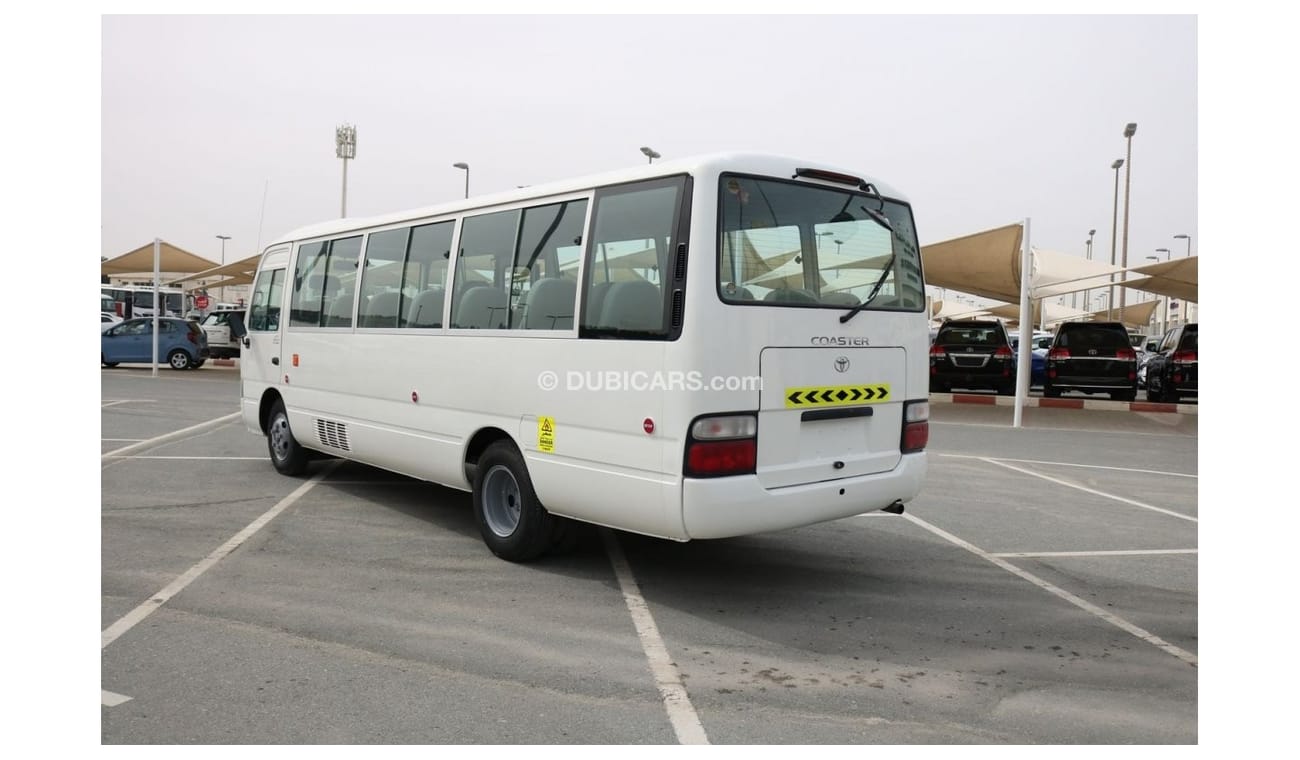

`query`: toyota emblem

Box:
[834,356,850,373]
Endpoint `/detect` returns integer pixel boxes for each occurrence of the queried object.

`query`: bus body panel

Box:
[681,453,927,539]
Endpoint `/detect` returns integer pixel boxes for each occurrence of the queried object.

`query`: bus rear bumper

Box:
[680,452,927,539]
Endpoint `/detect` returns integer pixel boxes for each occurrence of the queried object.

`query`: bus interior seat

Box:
[407,287,445,328]
[523,278,576,330]
[763,287,818,304]
[361,291,401,328]
[597,280,662,331]
[820,291,860,306]
[455,286,509,329]
[326,290,355,326]
[584,281,613,325]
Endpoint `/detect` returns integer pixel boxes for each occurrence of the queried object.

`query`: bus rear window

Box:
[717,174,923,311]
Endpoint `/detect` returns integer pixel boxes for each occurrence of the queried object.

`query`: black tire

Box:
[929,380,949,394]
[997,380,1015,396]
[1042,382,1060,398]
[472,441,553,562]
[167,349,193,371]
[549,515,585,555]
[267,398,310,476]
[102,354,118,368]
[1112,389,1136,402]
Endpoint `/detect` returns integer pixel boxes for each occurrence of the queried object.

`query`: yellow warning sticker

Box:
[538,416,556,453]
[784,384,891,408]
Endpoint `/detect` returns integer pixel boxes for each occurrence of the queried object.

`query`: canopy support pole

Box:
[1013,219,1032,429]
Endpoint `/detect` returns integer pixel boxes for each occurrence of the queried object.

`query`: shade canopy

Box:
[102,241,218,278]
[921,223,1197,304]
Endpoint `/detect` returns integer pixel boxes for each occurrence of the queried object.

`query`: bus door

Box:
[238,248,290,429]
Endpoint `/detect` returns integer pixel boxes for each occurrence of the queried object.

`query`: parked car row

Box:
[930,318,1198,404]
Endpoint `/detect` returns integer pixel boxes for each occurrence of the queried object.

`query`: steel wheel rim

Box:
[482,464,522,538]
[270,414,292,462]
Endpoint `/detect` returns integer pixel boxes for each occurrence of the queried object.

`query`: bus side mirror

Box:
[229,312,247,339]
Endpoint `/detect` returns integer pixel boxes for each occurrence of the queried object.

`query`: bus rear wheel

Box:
[473,441,553,562]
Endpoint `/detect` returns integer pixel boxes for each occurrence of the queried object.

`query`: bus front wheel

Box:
[267,399,309,476]
[473,442,553,562]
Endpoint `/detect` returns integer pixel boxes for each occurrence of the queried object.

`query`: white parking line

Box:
[103,456,267,460]
[102,690,132,707]
[979,457,1197,523]
[991,549,1197,558]
[602,529,709,745]
[102,412,240,460]
[101,461,339,650]
[940,453,1196,479]
[903,513,1197,667]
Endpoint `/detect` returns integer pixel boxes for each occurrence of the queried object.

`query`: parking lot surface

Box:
[102,365,1197,744]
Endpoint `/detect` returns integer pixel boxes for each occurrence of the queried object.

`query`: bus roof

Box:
[267,152,911,250]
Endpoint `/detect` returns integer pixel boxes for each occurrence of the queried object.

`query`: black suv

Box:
[929,319,1015,394]
[1043,321,1138,400]
[1144,323,1197,403]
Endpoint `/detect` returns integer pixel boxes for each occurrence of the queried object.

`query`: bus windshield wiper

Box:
[838,206,897,324]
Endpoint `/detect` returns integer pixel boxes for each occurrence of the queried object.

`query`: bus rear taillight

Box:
[685,414,757,478]
[901,400,929,453]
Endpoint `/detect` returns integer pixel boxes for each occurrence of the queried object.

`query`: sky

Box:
[97,13,1198,292]
[11,4,1298,750]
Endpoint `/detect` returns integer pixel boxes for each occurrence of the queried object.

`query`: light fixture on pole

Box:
[453,162,469,199]
[1173,233,1192,258]
[216,235,231,307]
[1118,122,1137,317]
[336,124,357,218]
[1107,159,1124,320]
[640,146,661,164]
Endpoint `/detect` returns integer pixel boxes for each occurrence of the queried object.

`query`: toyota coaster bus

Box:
[234,152,930,561]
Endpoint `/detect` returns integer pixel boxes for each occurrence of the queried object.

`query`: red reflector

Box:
[1173,373,1183,383]
[994,345,1012,358]
[1173,350,1197,363]
[902,421,928,453]
[1048,348,1070,360]
[686,439,756,477]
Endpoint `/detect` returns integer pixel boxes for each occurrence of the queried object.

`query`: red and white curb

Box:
[930,392,1197,415]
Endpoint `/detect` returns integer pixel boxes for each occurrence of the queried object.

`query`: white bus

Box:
[234,152,930,561]
[101,284,193,319]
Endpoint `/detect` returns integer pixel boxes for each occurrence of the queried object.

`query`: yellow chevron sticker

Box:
[784,383,891,408]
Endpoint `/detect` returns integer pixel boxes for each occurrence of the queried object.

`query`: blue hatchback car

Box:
[102,317,209,370]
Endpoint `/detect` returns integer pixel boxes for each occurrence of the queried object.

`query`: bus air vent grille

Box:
[671,289,684,327]
[316,419,351,451]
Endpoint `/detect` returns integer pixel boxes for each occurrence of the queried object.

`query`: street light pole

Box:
[1107,159,1124,320]
[1154,247,1171,335]
[640,146,661,164]
[1173,233,1192,259]
[216,235,231,308]
[1083,228,1096,312]
[453,162,469,199]
[1119,122,1137,319]
[336,124,356,218]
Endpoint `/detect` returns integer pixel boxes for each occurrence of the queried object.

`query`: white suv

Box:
[199,309,245,359]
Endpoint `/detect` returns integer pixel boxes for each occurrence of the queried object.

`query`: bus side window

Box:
[401,220,455,329]
[580,179,685,336]
[514,199,587,331]
[450,210,519,330]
